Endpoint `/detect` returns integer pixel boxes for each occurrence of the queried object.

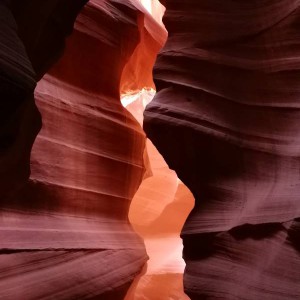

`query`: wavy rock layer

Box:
[144,1,300,299]
[0,0,166,299]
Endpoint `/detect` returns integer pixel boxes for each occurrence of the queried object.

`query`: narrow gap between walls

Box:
[121,88,194,300]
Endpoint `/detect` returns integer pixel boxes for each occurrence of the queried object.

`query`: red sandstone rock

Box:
[0,1,166,299]
[144,1,300,299]
[4,0,300,298]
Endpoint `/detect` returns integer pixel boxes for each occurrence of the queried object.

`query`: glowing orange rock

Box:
[0,0,167,299]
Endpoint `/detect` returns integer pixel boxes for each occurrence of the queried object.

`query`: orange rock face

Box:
[5,0,299,299]
[122,89,194,300]
[0,1,171,299]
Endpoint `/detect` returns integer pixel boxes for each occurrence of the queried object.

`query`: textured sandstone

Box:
[0,0,166,299]
[144,1,300,299]
[3,0,299,298]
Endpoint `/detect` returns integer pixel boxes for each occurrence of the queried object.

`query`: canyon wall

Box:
[2,0,300,299]
[0,1,166,299]
[144,1,300,299]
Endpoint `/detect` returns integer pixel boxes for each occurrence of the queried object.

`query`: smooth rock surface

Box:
[0,1,166,299]
[122,89,194,300]
[144,1,300,299]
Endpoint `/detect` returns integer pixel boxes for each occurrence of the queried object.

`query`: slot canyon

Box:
[0,0,300,299]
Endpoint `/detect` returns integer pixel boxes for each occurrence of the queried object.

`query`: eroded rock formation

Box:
[122,89,194,300]
[144,1,300,299]
[0,1,167,299]
[3,0,299,298]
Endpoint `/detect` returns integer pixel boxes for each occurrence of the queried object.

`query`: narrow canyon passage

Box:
[1,0,300,299]
[121,89,194,300]
[120,2,195,298]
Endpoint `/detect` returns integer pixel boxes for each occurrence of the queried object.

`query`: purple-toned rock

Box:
[144,1,300,299]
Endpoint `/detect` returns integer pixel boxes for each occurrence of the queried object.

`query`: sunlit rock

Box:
[0,0,167,299]
[122,88,194,300]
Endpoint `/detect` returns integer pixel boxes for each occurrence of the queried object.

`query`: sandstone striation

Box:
[0,1,166,299]
[3,0,299,298]
[144,1,300,299]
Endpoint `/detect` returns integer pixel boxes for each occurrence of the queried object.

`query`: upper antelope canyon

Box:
[0,1,299,299]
